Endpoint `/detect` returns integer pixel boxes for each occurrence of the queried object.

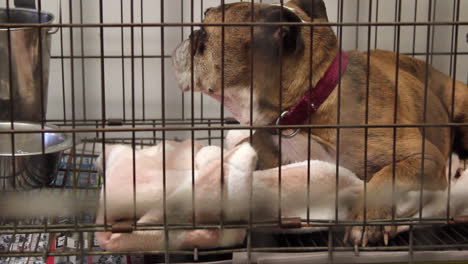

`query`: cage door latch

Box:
[111,222,134,233]
[107,119,124,126]
[280,217,302,229]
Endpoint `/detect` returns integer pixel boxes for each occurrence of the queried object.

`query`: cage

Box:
[0,0,467,263]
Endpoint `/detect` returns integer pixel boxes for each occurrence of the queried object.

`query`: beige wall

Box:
[1,0,466,132]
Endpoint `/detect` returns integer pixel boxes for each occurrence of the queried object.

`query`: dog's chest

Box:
[272,132,335,164]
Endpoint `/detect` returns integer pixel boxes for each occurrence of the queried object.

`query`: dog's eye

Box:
[199,28,207,39]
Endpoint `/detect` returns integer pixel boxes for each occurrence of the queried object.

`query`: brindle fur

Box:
[173,0,468,245]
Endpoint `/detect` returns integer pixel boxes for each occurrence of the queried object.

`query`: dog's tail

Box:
[453,80,468,159]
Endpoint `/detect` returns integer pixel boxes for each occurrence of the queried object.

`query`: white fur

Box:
[213,88,261,125]
[249,160,362,227]
[226,130,252,150]
[272,132,336,164]
[218,229,247,248]
[446,153,461,181]
[195,145,222,169]
[224,143,258,222]
[89,137,468,250]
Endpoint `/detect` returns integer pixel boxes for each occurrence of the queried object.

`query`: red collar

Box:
[274,51,349,127]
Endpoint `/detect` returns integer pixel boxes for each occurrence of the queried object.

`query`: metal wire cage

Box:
[0,0,467,263]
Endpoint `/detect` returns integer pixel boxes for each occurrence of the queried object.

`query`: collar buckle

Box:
[274,111,300,138]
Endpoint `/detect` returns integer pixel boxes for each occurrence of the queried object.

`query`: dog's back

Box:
[369,49,468,159]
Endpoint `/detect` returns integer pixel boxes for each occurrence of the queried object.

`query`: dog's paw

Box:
[195,146,222,170]
[344,206,397,247]
[226,130,252,150]
[94,145,125,174]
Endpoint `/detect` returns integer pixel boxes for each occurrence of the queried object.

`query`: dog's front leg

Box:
[248,130,281,170]
[346,140,447,246]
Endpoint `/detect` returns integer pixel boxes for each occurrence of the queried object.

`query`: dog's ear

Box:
[255,5,304,56]
[288,0,329,21]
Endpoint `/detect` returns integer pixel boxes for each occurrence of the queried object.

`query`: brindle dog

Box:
[172,0,468,246]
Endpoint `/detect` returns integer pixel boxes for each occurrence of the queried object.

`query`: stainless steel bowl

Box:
[0,122,74,191]
[0,8,55,122]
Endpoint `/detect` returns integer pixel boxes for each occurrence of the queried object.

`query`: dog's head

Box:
[172,0,338,125]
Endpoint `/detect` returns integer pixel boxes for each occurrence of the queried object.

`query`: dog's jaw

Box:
[210,89,270,125]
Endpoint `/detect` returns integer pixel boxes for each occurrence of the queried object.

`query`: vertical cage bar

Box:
[130,0,138,230]
[37,1,46,158]
[181,0,185,120]
[37,0,45,157]
[448,0,457,77]
[447,0,461,221]
[362,0,373,234]
[412,0,418,56]
[161,0,170,262]
[374,0,379,49]
[335,0,344,225]
[220,0,226,230]
[120,0,127,121]
[208,119,212,145]
[80,0,87,121]
[277,0,285,229]
[141,0,146,120]
[409,225,414,264]
[68,0,78,194]
[6,0,16,190]
[98,0,108,233]
[153,120,157,144]
[190,0,196,229]
[306,8,316,226]
[247,0,255,262]
[59,0,67,122]
[327,227,334,264]
[391,0,402,224]
[419,0,433,222]
[393,0,398,52]
[429,0,437,64]
[200,0,204,121]
[355,0,360,50]
[358,0,373,241]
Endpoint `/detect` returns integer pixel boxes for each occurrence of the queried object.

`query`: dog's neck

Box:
[275,51,349,126]
[269,29,340,119]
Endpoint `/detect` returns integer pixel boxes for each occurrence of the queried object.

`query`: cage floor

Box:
[1,139,468,264]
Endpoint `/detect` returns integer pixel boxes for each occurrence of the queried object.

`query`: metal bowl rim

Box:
[0,7,55,32]
[0,122,75,157]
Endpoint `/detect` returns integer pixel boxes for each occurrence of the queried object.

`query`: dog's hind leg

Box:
[345,136,447,246]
